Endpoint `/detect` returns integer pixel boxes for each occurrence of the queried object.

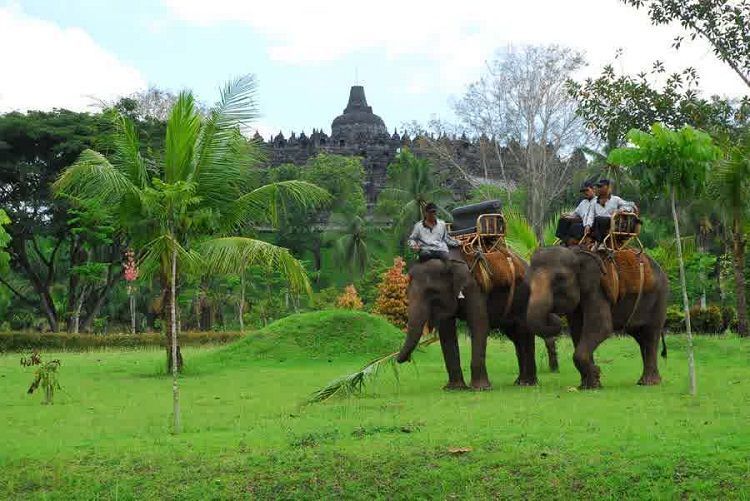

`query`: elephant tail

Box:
[660,331,667,358]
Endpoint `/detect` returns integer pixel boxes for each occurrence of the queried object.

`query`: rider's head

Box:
[580,181,595,200]
[595,178,611,197]
[423,202,438,222]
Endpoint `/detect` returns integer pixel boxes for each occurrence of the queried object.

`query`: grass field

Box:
[1,311,749,499]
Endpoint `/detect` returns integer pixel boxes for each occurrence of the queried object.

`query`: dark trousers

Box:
[418,250,450,263]
[555,217,585,241]
[592,216,611,243]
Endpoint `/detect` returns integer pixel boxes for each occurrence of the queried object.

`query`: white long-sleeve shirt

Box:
[584,195,635,227]
[572,198,594,220]
[408,219,459,253]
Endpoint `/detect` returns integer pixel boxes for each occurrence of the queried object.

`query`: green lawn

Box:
[1,322,749,499]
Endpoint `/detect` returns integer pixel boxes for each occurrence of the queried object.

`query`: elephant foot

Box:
[638,373,662,386]
[548,364,560,374]
[514,376,538,386]
[443,381,469,391]
[579,366,602,390]
[470,379,492,391]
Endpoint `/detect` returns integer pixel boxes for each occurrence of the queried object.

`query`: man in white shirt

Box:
[408,202,460,262]
[585,179,638,247]
[555,181,595,244]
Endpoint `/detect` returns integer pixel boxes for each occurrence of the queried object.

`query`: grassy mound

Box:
[206,309,404,365]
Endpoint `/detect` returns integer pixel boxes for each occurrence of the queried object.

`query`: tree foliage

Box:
[621,0,750,88]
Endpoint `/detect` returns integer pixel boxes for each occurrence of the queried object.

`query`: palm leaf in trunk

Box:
[305,334,439,404]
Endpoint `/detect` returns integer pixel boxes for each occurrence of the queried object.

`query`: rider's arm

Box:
[407,223,421,250]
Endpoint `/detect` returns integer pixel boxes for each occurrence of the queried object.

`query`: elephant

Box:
[526,246,668,389]
[395,248,561,390]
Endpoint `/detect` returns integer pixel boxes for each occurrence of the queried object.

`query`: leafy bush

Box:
[690,305,724,334]
[336,285,363,310]
[720,305,738,332]
[373,257,409,330]
[665,305,685,332]
[0,331,244,352]
[308,287,339,310]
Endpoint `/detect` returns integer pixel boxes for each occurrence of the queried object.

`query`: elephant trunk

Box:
[396,304,429,363]
[527,271,561,335]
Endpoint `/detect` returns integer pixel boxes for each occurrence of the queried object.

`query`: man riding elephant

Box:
[526,245,668,389]
[396,201,560,390]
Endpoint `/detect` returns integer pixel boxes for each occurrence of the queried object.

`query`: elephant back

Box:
[600,249,657,303]
[463,247,526,293]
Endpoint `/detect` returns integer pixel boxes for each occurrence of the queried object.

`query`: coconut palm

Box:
[503,209,559,260]
[609,123,720,396]
[709,131,750,336]
[54,76,328,432]
[330,214,369,281]
[377,148,451,238]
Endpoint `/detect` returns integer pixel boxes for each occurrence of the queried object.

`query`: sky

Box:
[0,0,747,139]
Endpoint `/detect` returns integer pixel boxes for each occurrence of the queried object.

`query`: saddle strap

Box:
[502,255,516,318]
[623,256,645,329]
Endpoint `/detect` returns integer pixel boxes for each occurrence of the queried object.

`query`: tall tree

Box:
[709,131,750,336]
[609,123,720,395]
[54,76,328,373]
[453,45,589,236]
[621,0,750,88]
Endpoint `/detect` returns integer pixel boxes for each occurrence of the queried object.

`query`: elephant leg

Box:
[633,326,662,386]
[573,333,607,389]
[509,327,537,386]
[544,336,559,373]
[438,318,468,390]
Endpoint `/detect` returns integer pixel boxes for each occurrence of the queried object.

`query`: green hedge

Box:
[0,331,244,352]
[665,304,730,334]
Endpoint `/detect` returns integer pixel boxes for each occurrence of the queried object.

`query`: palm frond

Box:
[230,180,330,229]
[112,112,149,188]
[192,75,261,202]
[164,91,201,183]
[503,210,539,260]
[53,149,138,204]
[138,234,204,280]
[305,334,439,404]
[542,212,563,246]
[199,237,312,295]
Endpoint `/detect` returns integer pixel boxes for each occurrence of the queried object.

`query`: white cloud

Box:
[0,4,146,113]
[163,0,746,98]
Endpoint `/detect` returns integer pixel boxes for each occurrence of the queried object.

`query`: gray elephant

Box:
[526,246,668,389]
[396,248,560,390]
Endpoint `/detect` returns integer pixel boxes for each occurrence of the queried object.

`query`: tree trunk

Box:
[170,245,182,434]
[732,213,748,336]
[671,190,696,396]
[129,287,137,335]
[164,284,183,372]
[239,273,245,333]
[72,289,86,335]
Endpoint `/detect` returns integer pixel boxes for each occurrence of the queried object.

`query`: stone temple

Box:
[258,85,587,204]
[259,85,400,203]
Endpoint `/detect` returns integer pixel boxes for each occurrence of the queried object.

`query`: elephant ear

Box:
[574,250,606,296]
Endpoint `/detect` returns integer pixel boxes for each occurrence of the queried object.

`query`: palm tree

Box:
[609,123,720,396]
[503,209,558,260]
[54,76,327,432]
[377,148,451,239]
[709,131,750,336]
[330,214,369,281]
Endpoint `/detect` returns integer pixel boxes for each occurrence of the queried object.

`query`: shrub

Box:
[308,287,339,311]
[665,305,684,332]
[336,285,364,310]
[720,305,738,332]
[0,331,244,352]
[373,257,409,330]
[690,305,724,334]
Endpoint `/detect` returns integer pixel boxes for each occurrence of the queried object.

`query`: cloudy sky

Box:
[1,0,746,138]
